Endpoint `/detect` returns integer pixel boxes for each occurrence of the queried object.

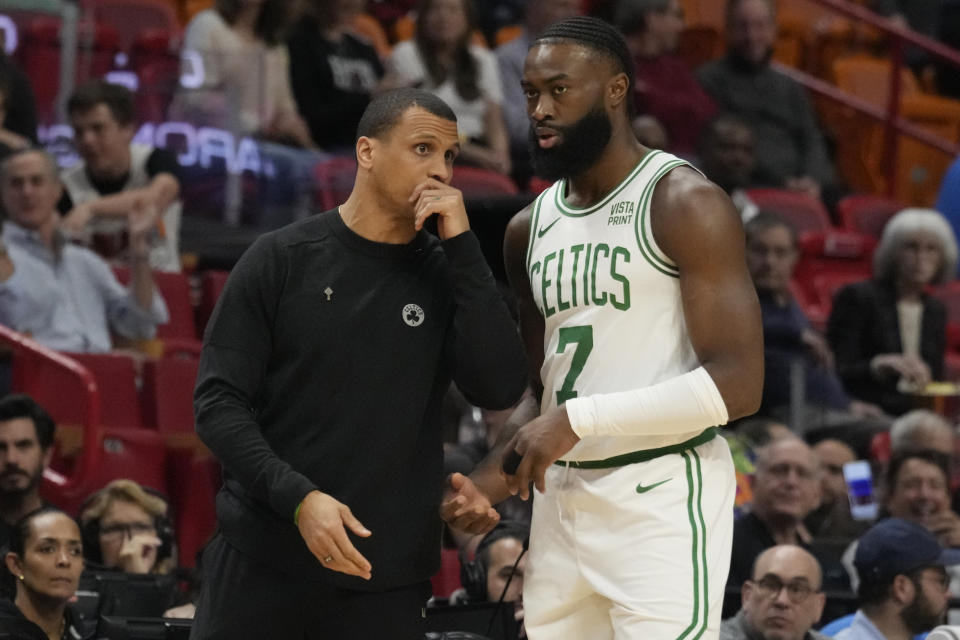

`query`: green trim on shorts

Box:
[553,427,718,469]
[677,449,709,640]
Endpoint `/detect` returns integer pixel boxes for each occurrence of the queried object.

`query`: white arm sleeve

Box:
[564,366,729,438]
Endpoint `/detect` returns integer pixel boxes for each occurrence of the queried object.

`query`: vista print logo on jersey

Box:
[403,304,425,327]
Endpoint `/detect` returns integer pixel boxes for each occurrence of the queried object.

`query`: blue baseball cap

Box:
[855,518,960,578]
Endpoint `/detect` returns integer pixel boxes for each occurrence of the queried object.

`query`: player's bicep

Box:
[652,173,763,419]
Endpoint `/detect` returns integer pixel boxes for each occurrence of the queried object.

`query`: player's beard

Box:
[527,106,612,182]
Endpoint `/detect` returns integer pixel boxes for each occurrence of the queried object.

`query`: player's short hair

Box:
[532,16,636,116]
[355,88,457,141]
[68,80,136,127]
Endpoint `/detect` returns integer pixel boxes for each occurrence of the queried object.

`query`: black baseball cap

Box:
[855,518,960,578]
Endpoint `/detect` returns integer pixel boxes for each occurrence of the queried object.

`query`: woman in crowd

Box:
[827,208,957,416]
[384,0,511,174]
[79,479,175,576]
[287,0,385,153]
[172,0,316,149]
[0,507,88,640]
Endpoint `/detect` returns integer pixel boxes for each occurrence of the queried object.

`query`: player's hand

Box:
[117,532,162,574]
[440,472,500,535]
[502,405,580,500]
[409,178,469,241]
[297,490,373,580]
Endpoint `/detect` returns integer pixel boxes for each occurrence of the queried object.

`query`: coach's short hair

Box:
[355,89,457,141]
[533,16,636,116]
[0,394,56,450]
[872,208,958,286]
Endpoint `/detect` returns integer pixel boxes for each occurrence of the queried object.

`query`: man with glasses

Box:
[722,544,829,640]
[836,518,959,640]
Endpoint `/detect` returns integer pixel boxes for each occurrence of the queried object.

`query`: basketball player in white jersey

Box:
[454,16,764,640]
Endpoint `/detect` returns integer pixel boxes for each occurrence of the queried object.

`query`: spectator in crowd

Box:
[456,520,528,605]
[0,50,37,147]
[744,211,886,422]
[631,114,669,150]
[172,0,316,149]
[728,438,822,589]
[78,479,175,576]
[890,410,955,458]
[698,113,758,221]
[0,395,54,550]
[697,0,835,200]
[871,0,942,42]
[59,81,182,272]
[883,450,960,551]
[496,0,580,181]
[287,0,385,153]
[0,149,169,353]
[721,545,829,640]
[384,0,511,175]
[837,518,956,640]
[0,507,88,640]
[616,0,717,157]
[806,438,868,541]
[827,209,956,417]
[936,154,960,250]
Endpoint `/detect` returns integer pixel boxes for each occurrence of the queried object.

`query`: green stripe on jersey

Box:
[555,150,661,217]
[635,160,686,278]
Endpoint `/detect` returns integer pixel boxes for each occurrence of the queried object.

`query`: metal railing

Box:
[0,323,103,500]
[781,0,960,196]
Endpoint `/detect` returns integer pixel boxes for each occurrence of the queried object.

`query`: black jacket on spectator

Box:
[827,279,946,416]
[0,598,90,640]
[0,54,37,143]
[287,20,383,151]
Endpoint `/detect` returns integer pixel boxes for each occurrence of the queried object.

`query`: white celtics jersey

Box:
[527,150,707,461]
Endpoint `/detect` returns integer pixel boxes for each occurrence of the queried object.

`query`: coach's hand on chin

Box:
[297,490,373,579]
[440,472,501,535]
[410,178,470,240]
[502,406,580,501]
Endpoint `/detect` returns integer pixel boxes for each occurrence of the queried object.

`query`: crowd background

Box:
[2,0,960,637]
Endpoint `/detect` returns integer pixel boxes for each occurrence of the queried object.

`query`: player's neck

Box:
[339,192,417,245]
[565,136,649,209]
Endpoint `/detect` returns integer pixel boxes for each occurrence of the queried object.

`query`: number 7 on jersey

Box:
[555,325,594,405]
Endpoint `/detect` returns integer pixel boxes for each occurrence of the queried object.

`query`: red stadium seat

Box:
[197,269,230,336]
[82,0,181,53]
[811,271,867,317]
[451,167,519,197]
[792,230,876,311]
[528,177,553,195]
[113,267,199,342]
[431,547,463,598]
[166,451,218,568]
[64,352,144,430]
[869,430,891,466]
[141,356,199,433]
[836,194,905,239]
[745,188,833,234]
[313,157,358,211]
[130,29,181,123]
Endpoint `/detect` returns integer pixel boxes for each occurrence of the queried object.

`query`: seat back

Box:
[114,267,199,341]
[197,269,230,336]
[836,194,904,238]
[141,356,199,433]
[83,0,181,53]
[793,230,876,311]
[451,167,518,197]
[833,55,921,106]
[745,188,833,234]
[313,157,358,211]
[64,352,144,430]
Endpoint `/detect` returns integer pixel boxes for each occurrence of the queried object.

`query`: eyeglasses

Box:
[99,521,155,540]
[751,575,820,604]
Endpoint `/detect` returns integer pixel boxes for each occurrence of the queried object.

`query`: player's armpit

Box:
[504,206,546,400]
[650,168,764,421]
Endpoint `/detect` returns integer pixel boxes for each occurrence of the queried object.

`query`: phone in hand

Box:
[843,460,879,521]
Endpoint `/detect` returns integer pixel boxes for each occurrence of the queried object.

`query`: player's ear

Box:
[607,72,630,110]
[356,136,377,170]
